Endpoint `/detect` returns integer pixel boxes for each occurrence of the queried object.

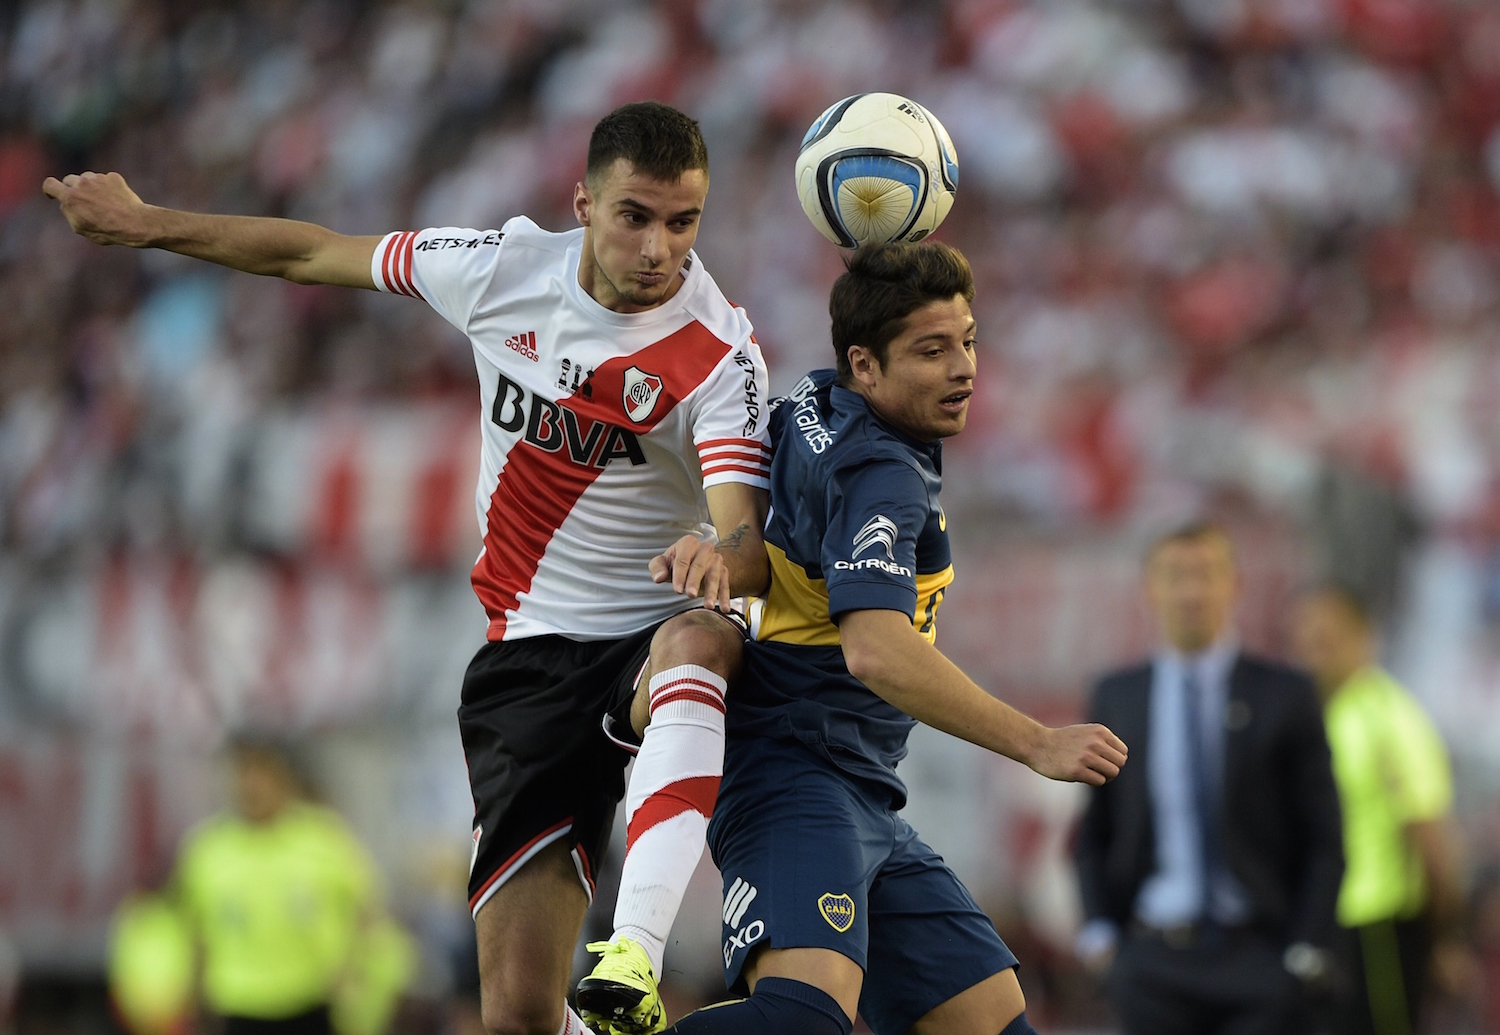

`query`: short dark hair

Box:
[228,734,308,789]
[829,241,975,383]
[1306,583,1374,628]
[1146,519,1236,566]
[586,102,709,188]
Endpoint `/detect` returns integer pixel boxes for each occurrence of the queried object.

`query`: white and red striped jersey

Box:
[371,218,771,641]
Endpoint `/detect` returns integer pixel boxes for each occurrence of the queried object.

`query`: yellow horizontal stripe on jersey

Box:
[758,543,956,646]
[759,542,841,645]
[913,565,955,645]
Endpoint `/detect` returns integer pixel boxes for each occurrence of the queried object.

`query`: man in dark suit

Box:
[1074,521,1344,1034]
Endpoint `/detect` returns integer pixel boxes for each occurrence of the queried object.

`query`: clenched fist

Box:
[42,171,151,247]
[1026,722,1128,786]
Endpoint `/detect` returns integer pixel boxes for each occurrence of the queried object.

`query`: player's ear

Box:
[847,344,880,388]
[574,182,592,227]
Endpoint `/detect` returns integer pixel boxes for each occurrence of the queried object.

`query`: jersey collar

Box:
[565,235,700,329]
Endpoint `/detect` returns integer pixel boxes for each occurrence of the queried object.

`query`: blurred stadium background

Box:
[3,0,1500,1032]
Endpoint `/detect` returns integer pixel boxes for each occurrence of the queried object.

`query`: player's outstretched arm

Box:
[839,608,1128,785]
[43,171,380,289]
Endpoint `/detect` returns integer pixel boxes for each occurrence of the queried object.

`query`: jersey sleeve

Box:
[691,337,771,489]
[327,814,380,910]
[170,827,207,924]
[821,458,928,620]
[370,227,505,333]
[1388,692,1454,822]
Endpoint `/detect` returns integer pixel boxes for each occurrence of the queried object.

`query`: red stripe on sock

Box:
[650,676,725,701]
[649,688,727,714]
[626,776,722,850]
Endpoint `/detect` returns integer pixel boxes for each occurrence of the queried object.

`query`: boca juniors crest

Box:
[818,892,856,933]
[623,366,664,423]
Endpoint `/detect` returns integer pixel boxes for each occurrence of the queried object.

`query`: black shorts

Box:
[221,1007,331,1035]
[460,628,655,917]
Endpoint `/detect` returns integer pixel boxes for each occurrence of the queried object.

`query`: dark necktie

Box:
[1182,668,1224,921]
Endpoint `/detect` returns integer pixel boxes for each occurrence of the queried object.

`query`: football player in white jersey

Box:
[47,103,767,1035]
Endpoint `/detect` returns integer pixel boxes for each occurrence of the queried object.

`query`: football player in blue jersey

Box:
[662,242,1129,1035]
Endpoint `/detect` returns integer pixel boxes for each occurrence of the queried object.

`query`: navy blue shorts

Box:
[706,737,1018,1035]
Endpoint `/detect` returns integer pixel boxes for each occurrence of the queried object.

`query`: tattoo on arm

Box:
[716,523,751,552]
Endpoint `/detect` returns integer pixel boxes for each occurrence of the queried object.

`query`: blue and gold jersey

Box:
[732,368,953,805]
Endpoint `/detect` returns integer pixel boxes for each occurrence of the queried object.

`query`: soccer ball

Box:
[795,93,959,248]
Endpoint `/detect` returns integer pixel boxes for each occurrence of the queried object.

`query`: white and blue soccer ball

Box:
[795,92,959,248]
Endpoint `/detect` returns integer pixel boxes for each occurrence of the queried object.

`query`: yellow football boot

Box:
[577,938,666,1035]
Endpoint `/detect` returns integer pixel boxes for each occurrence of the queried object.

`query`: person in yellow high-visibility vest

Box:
[1295,588,1476,1035]
[166,741,410,1035]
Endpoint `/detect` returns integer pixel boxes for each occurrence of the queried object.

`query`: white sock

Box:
[559,1006,597,1035]
[611,664,727,977]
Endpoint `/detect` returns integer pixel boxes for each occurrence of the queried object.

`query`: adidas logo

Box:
[723,876,758,927]
[721,877,766,968]
[504,331,538,362]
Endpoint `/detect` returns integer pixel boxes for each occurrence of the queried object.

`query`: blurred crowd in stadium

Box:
[4,0,1500,1033]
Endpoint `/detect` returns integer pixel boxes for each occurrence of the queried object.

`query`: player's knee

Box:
[480,994,562,1035]
[651,610,743,677]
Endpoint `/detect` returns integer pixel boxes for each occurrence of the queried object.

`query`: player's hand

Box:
[42,171,149,247]
[1027,723,1127,786]
[650,534,733,611]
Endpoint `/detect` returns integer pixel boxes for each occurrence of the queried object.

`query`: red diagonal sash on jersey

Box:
[472,322,731,639]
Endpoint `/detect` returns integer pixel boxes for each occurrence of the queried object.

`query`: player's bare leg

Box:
[476,839,598,1035]
[578,610,743,1033]
[909,967,1032,1035]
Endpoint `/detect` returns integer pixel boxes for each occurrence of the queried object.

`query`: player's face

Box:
[1145,536,1238,654]
[849,295,976,442]
[233,750,296,824]
[1293,593,1371,696]
[575,158,708,313]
